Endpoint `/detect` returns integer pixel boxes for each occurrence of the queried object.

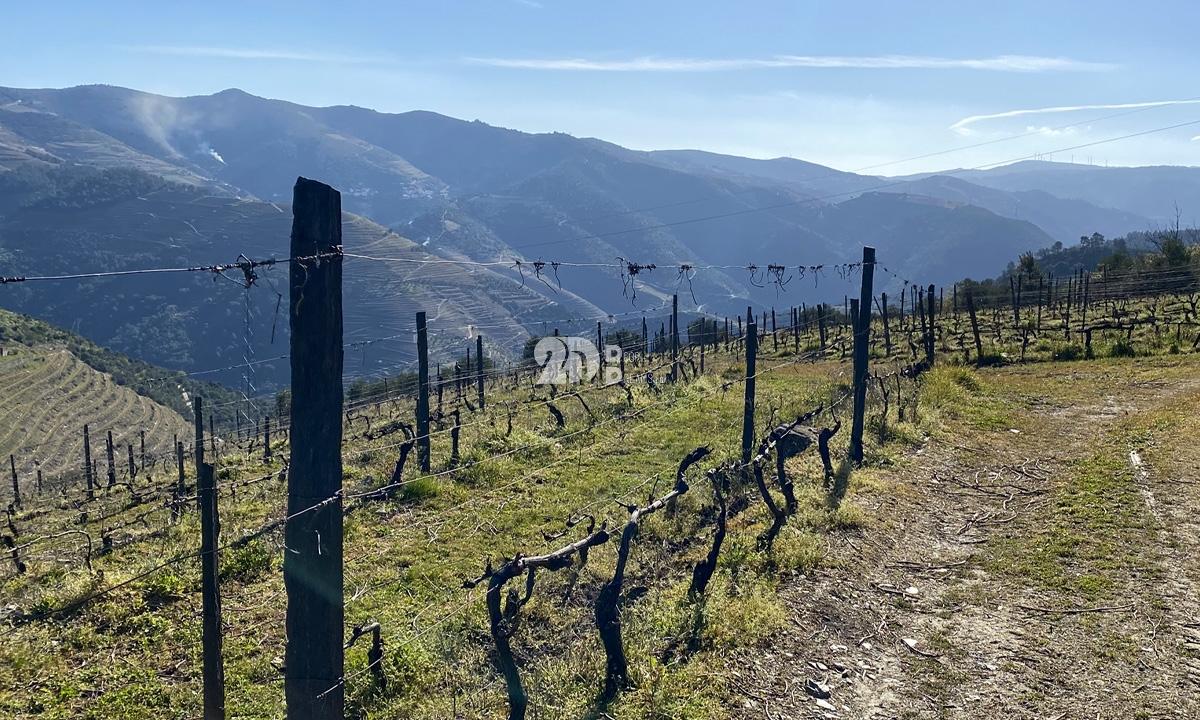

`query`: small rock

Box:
[906,586,919,595]
[805,678,832,699]
[816,698,837,712]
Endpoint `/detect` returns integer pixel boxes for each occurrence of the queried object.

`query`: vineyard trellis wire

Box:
[2,176,1198,719]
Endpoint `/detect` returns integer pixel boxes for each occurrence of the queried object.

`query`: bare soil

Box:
[734,357,1200,719]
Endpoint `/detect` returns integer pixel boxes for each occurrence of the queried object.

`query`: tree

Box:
[1016,252,1041,280]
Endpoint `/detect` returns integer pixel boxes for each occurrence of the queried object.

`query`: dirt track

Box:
[735,357,1200,719]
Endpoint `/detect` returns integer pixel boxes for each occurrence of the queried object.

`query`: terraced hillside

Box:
[0,315,190,490]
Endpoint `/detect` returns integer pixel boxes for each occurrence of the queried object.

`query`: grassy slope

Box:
[0,335,878,720]
[1,311,1197,719]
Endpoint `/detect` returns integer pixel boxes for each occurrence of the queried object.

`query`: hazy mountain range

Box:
[0,84,1194,387]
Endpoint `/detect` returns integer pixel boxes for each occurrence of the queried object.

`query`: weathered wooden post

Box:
[105,431,116,488]
[174,441,185,522]
[926,283,936,366]
[817,304,827,352]
[741,319,758,465]
[416,312,431,473]
[285,177,345,720]
[139,430,146,471]
[83,424,94,500]
[596,321,604,384]
[771,307,778,351]
[879,293,892,355]
[966,289,983,364]
[1065,273,1074,340]
[849,246,875,465]
[263,416,272,462]
[793,306,800,353]
[126,443,136,481]
[476,334,486,410]
[8,455,19,510]
[670,294,680,382]
[196,398,225,720]
[1081,271,1090,331]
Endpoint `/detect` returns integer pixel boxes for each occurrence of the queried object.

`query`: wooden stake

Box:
[476,334,486,410]
[741,319,757,465]
[850,246,875,465]
[284,177,345,720]
[197,436,225,720]
[83,424,94,500]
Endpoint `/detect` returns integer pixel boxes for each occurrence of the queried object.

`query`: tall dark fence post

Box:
[264,416,272,462]
[8,455,19,510]
[741,319,758,465]
[416,312,431,473]
[285,177,345,720]
[197,398,225,719]
[849,246,875,465]
[817,305,827,352]
[139,430,145,471]
[966,289,983,364]
[476,334,486,410]
[83,424,94,500]
[174,441,185,522]
[105,431,116,488]
[596,321,604,384]
[880,292,892,355]
[670,294,680,382]
[926,283,936,366]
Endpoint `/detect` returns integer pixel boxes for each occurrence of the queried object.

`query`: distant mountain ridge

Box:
[2,84,1195,386]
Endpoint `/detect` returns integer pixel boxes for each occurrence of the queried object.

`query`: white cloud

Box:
[951,99,1200,135]
[1193,135,1200,141]
[122,45,388,64]
[1023,125,1078,137]
[465,54,1113,73]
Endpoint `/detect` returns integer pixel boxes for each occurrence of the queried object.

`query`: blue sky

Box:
[5,1,1200,173]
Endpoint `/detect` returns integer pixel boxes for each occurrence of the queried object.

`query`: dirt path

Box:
[734,357,1200,719]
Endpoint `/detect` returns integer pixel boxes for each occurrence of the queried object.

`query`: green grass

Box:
[972,390,1161,601]
[9,319,1192,719]
[0,341,904,719]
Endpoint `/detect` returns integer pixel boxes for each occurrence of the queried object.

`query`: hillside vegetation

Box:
[3,293,1198,719]
[0,309,189,486]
